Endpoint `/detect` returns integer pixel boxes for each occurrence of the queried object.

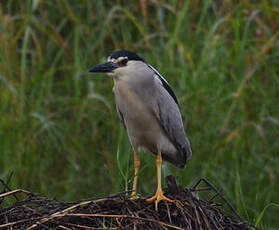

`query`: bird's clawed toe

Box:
[146,190,174,211]
[130,193,139,200]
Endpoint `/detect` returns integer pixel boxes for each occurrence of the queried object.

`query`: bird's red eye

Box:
[118,58,128,67]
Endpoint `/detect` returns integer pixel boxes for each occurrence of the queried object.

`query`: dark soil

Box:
[0,176,255,230]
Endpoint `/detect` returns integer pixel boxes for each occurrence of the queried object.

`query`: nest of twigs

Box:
[0,176,255,229]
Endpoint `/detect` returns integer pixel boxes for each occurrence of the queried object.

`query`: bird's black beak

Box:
[88,62,117,73]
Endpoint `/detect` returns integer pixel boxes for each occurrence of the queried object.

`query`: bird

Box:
[89,50,192,210]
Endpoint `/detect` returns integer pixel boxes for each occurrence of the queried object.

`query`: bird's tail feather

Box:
[162,144,192,169]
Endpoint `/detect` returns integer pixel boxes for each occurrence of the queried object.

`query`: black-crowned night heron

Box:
[89,50,192,210]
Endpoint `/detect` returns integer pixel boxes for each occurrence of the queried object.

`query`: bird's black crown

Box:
[109,50,145,62]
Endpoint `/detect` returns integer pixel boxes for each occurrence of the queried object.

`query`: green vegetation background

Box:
[0,0,278,229]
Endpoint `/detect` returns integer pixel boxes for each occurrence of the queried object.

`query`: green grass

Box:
[0,0,279,229]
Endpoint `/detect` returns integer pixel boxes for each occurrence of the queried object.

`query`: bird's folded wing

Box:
[154,74,192,164]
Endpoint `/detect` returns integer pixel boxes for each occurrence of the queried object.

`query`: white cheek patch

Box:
[108,56,128,64]
[108,57,116,62]
[116,57,128,62]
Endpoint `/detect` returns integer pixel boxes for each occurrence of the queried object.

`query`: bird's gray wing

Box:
[151,69,192,168]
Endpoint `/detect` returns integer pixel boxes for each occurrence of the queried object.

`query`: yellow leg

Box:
[131,150,140,198]
[146,149,173,210]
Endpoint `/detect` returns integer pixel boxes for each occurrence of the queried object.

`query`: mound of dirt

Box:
[0,176,254,229]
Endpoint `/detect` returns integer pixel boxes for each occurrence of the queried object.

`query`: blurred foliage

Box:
[0,0,278,229]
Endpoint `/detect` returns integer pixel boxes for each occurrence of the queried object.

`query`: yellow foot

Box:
[146,190,174,211]
[130,194,139,200]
